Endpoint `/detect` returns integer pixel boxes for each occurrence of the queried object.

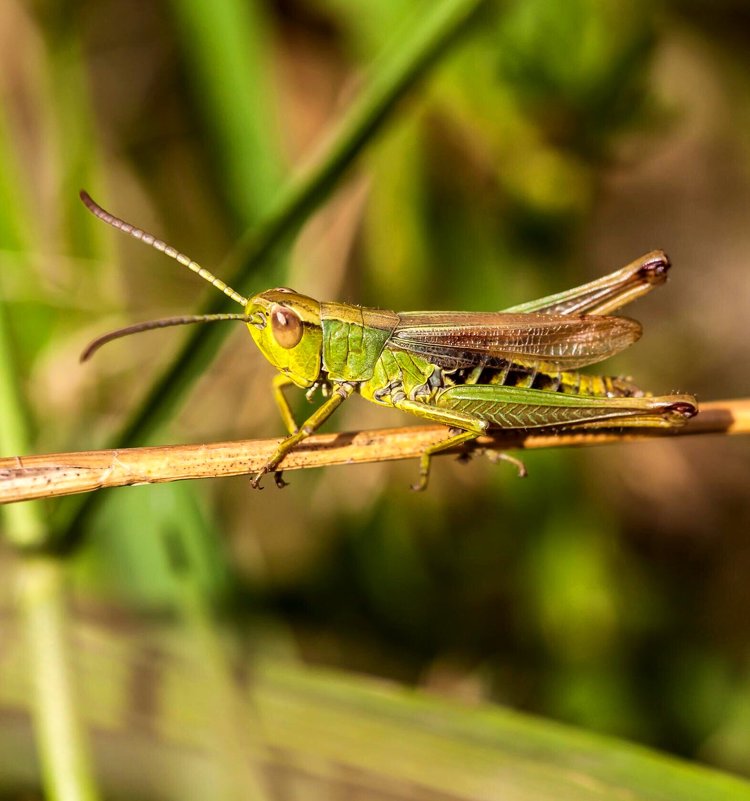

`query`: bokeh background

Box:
[1,0,750,792]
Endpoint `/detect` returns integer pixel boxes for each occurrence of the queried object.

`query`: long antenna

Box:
[80,313,261,362]
[80,190,248,307]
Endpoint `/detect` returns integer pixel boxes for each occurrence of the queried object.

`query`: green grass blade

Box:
[53,0,487,547]
[168,0,282,224]
[0,95,47,549]
[19,559,101,801]
[0,89,102,801]
[0,298,44,549]
[255,661,750,801]
[2,636,750,800]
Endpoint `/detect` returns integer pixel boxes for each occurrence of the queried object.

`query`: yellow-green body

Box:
[244,252,697,489]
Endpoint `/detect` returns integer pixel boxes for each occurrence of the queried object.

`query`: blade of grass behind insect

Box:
[0,96,101,800]
[252,660,750,800]
[0,300,45,550]
[168,0,282,225]
[0,105,37,540]
[222,0,486,296]
[164,516,272,801]
[53,0,488,549]
[18,558,101,801]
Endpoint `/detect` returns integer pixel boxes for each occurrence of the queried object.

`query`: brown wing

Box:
[391,311,642,370]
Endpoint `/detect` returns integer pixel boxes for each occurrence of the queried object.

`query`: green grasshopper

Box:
[80,191,697,490]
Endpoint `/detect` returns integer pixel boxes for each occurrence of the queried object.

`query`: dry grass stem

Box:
[1,399,747,505]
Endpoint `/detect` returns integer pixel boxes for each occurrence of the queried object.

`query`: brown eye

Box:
[270,304,302,349]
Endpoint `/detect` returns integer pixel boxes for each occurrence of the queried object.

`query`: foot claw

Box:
[274,471,289,489]
[486,451,528,478]
[251,462,277,489]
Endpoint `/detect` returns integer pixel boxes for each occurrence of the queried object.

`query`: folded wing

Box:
[391,312,642,370]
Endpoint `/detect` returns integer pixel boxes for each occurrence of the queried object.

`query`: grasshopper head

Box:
[245,289,323,388]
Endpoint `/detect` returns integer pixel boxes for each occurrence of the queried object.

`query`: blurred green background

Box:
[1,0,750,794]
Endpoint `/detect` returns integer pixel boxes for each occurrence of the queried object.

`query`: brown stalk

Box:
[1,399,748,505]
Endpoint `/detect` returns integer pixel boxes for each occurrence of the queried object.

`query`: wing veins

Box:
[392,312,641,370]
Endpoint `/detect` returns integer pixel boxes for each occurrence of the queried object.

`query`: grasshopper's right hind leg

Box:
[392,398,489,491]
[436,384,697,432]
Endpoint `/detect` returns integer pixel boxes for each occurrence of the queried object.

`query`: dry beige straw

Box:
[1,399,748,504]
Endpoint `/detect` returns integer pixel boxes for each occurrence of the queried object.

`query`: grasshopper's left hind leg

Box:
[252,381,355,489]
[393,399,489,491]
[272,373,302,436]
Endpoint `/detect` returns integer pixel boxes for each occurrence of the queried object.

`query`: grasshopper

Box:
[80,191,697,490]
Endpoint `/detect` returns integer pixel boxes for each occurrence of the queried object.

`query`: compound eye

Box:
[270,304,303,349]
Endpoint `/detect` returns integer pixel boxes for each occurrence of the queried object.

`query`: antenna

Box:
[79,190,248,307]
[80,313,262,362]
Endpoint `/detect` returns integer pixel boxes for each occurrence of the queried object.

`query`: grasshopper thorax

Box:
[245,289,324,388]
